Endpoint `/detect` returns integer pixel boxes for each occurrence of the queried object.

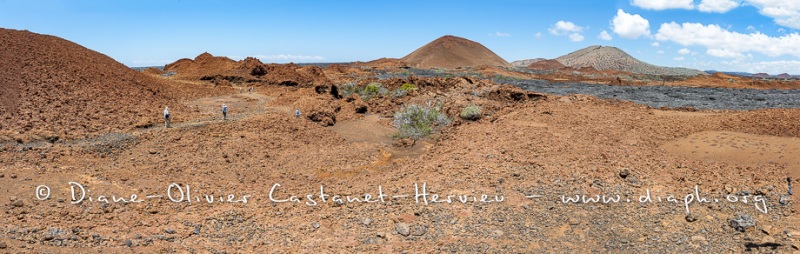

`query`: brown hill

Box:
[353,58,409,69]
[556,45,704,76]
[527,59,566,71]
[0,28,188,142]
[510,58,546,68]
[165,54,330,87]
[401,35,511,69]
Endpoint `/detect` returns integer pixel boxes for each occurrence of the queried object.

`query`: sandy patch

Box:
[661,131,800,179]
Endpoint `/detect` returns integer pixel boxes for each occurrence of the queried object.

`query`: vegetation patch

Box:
[459,105,482,121]
[393,103,450,140]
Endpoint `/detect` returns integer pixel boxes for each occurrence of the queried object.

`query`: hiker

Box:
[222,104,228,120]
[163,106,171,128]
[295,108,301,119]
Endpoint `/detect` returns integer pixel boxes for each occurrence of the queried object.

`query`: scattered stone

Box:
[10,174,16,179]
[685,213,699,223]
[0,242,6,249]
[729,214,756,232]
[10,196,23,208]
[619,169,630,179]
[164,228,176,234]
[311,222,320,229]
[124,239,132,247]
[410,225,428,236]
[148,150,158,155]
[395,223,410,237]
[193,225,201,235]
[788,230,800,240]
[363,217,372,226]
[393,138,415,148]
[691,235,706,242]
[780,195,791,205]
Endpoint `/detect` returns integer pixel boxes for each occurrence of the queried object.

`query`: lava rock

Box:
[395,223,410,237]
[729,214,756,232]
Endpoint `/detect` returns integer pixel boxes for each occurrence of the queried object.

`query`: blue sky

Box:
[1,0,799,74]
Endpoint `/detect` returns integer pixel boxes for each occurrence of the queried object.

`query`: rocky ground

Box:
[1,71,799,253]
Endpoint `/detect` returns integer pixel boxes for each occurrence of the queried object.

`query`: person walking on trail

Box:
[163,106,171,128]
[222,104,228,120]
[295,108,301,119]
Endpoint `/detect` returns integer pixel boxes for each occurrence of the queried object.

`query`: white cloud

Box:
[744,0,800,29]
[703,59,800,74]
[535,32,543,38]
[491,31,511,37]
[674,56,685,61]
[598,30,613,40]
[549,21,586,42]
[678,48,692,55]
[655,22,800,58]
[777,28,786,33]
[698,0,739,13]
[707,48,744,58]
[651,41,661,47]
[549,21,584,35]
[657,50,665,54]
[746,25,757,31]
[743,60,800,74]
[612,9,651,39]
[631,0,694,10]
[569,33,585,42]
[255,54,326,62]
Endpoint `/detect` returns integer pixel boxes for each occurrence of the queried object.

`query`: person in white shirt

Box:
[163,106,171,128]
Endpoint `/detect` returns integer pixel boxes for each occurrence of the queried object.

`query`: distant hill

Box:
[704,70,753,77]
[401,35,511,69]
[527,59,566,71]
[556,45,705,76]
[510,58,546,68]
[164,53,330,87]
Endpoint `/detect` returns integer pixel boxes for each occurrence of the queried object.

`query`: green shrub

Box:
[400,83,418,91]
[361,82,385,99]
[459,105,482,121]
[393,104,450,140]
[391,83,418,98]
[364,82,380,94]
[340,82,358,97]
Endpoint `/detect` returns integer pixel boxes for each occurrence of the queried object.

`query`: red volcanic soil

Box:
[0,28,210,142]
[164,53,239,81]
[164,54,330,87]
[401,35,512,69]
[527,59,566,71]
[353,58,409,69]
